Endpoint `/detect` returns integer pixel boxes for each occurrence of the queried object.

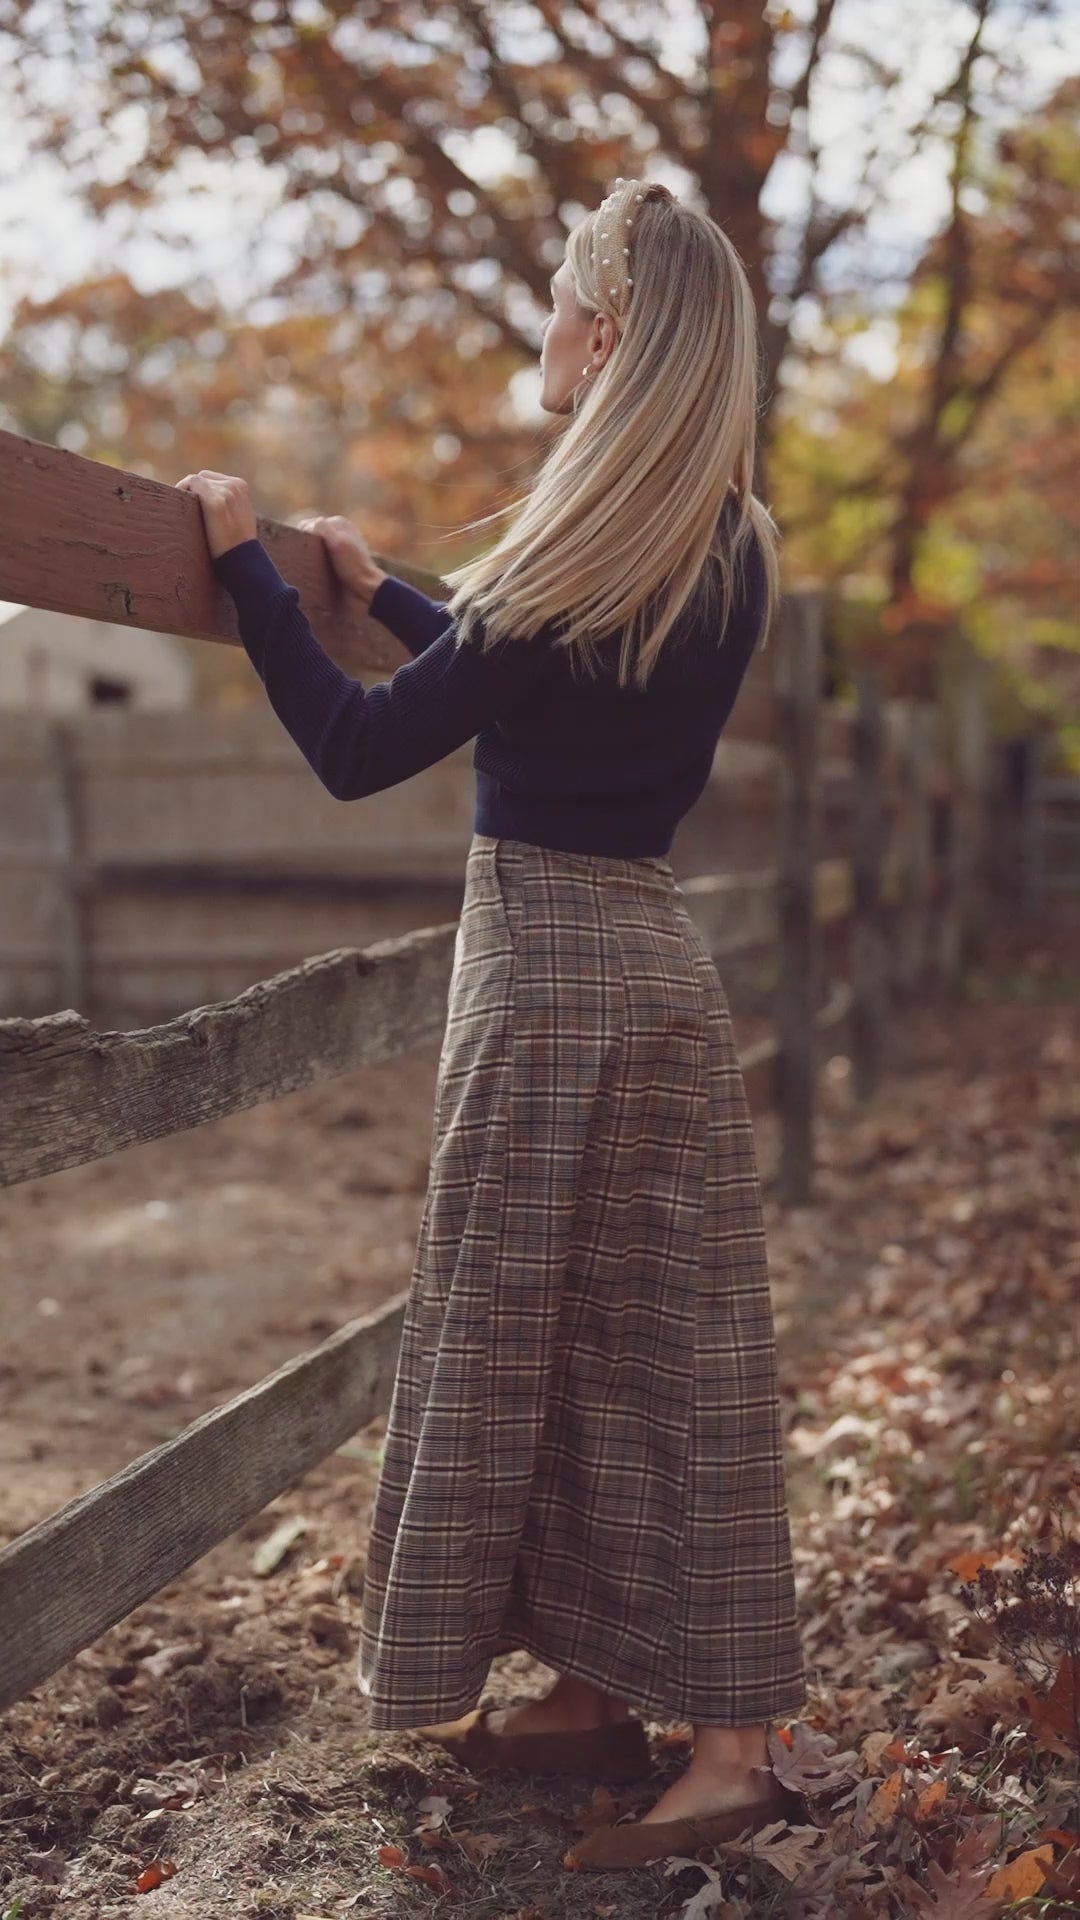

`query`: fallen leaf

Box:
[1038,1826,1080,1848]
[252,1515,307,1576]
[413,1792,452,1833]
[674,1865,742,1918]
[571,1784,619,1832]
[1021,1652,1079,1756]
[405,1862,455,1893]
[376,1844,406,1868]
[945,1548,1022,1581]
[916,1657,1025,1740]
[766,1720,860,1797]
[458,1830,506,1864]
[895,1820,1003,1917]
[985,1845,1053,1900]
[724,1820,826,1882]
[865,1767,905,1827]
[914,1777,949,1821]
[134,1859,177,1893]
[140,1639,208,1680]
[860,1729,896,1772]
[1043,1853,1080,1899]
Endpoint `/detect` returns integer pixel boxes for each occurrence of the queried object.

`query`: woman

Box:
[177,176,806,1873]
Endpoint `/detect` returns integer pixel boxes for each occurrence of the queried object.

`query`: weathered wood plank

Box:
[0,427,443,678]
[45,722,88,1014]
[679,869,779,954]
[2,854,878,1186]
[896,704,937,996]
[0,1293,408,1713]
[0,926,458,1187]
[774,593,823,1206]
[937,645,991,985]
[0,429,776,741]
[737,978,853,1118]
[851,664,887,1101]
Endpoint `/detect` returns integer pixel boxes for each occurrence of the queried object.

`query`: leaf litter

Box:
[0,923,1077,1918]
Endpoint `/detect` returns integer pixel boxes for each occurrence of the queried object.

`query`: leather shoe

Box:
[562,1761,800,1869]
[415,1706,652,1783]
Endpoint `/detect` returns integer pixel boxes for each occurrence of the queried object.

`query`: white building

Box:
[0,601,195,712]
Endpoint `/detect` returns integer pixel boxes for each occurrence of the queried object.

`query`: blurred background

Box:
[1,0,1078,1023]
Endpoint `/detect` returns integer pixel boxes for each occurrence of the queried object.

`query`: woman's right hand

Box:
[297,514,388,609]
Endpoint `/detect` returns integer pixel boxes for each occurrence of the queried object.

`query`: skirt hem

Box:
[358,1628,809,1734]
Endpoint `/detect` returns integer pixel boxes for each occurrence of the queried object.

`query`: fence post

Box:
[1017,735,1043,913]
[896,703,935,998]
[937,648,991,987]
[852,662,886,1101]
[774,592,822,1207]
[45,719,88,1015]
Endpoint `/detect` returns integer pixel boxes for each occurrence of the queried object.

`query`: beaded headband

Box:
[592,175,649,312]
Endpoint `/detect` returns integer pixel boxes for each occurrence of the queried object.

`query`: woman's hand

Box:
[175,470,258,560]
[296,514,388,609]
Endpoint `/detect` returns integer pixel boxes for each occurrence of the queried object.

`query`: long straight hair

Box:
[438,180,780,690]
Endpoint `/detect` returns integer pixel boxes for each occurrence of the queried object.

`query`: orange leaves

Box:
[913,1776,949,1822]
[134,1858,177,1893]
[944,1547,1021,1582]
[985,1844,1054,1901]
[865,1761,955,1835]
[377,1839,456,1894]
[1037,1831,1080,1903]
[404,1862,455,1894]
[864,1766,905,1827]
[376,1794,513,1899]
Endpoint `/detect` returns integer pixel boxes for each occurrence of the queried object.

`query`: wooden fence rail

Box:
[1,854,887,1191]
[0,1297,407,1712]
[0,428,990,1713]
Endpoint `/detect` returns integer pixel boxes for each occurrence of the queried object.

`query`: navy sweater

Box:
[212,532,765,859]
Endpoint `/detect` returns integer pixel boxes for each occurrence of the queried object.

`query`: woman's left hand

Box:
[175,470,258,560]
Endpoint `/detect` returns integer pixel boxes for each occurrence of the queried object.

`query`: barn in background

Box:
[0,600,195,714]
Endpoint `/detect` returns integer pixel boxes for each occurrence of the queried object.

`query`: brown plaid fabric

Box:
[358,834,806,1729]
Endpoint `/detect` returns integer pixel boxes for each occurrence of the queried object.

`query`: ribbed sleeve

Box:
[211,537,560,803]
[369,573,452,656]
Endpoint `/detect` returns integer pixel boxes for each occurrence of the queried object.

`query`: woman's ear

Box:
[594,311,617,368]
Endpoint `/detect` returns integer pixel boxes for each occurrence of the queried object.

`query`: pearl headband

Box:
[592,175,649,311]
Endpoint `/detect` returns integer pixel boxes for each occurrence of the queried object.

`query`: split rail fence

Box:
[0,428,991,1713]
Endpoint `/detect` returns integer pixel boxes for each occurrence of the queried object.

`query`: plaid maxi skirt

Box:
[357,833,806,1730]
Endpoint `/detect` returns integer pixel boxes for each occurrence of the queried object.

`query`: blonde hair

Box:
[437,179,780,690]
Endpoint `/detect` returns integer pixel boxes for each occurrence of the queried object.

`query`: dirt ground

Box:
[0,918,1076,1919]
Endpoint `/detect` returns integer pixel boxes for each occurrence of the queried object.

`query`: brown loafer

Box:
[415,1706,652,1783]
[563,1762,799,1870]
